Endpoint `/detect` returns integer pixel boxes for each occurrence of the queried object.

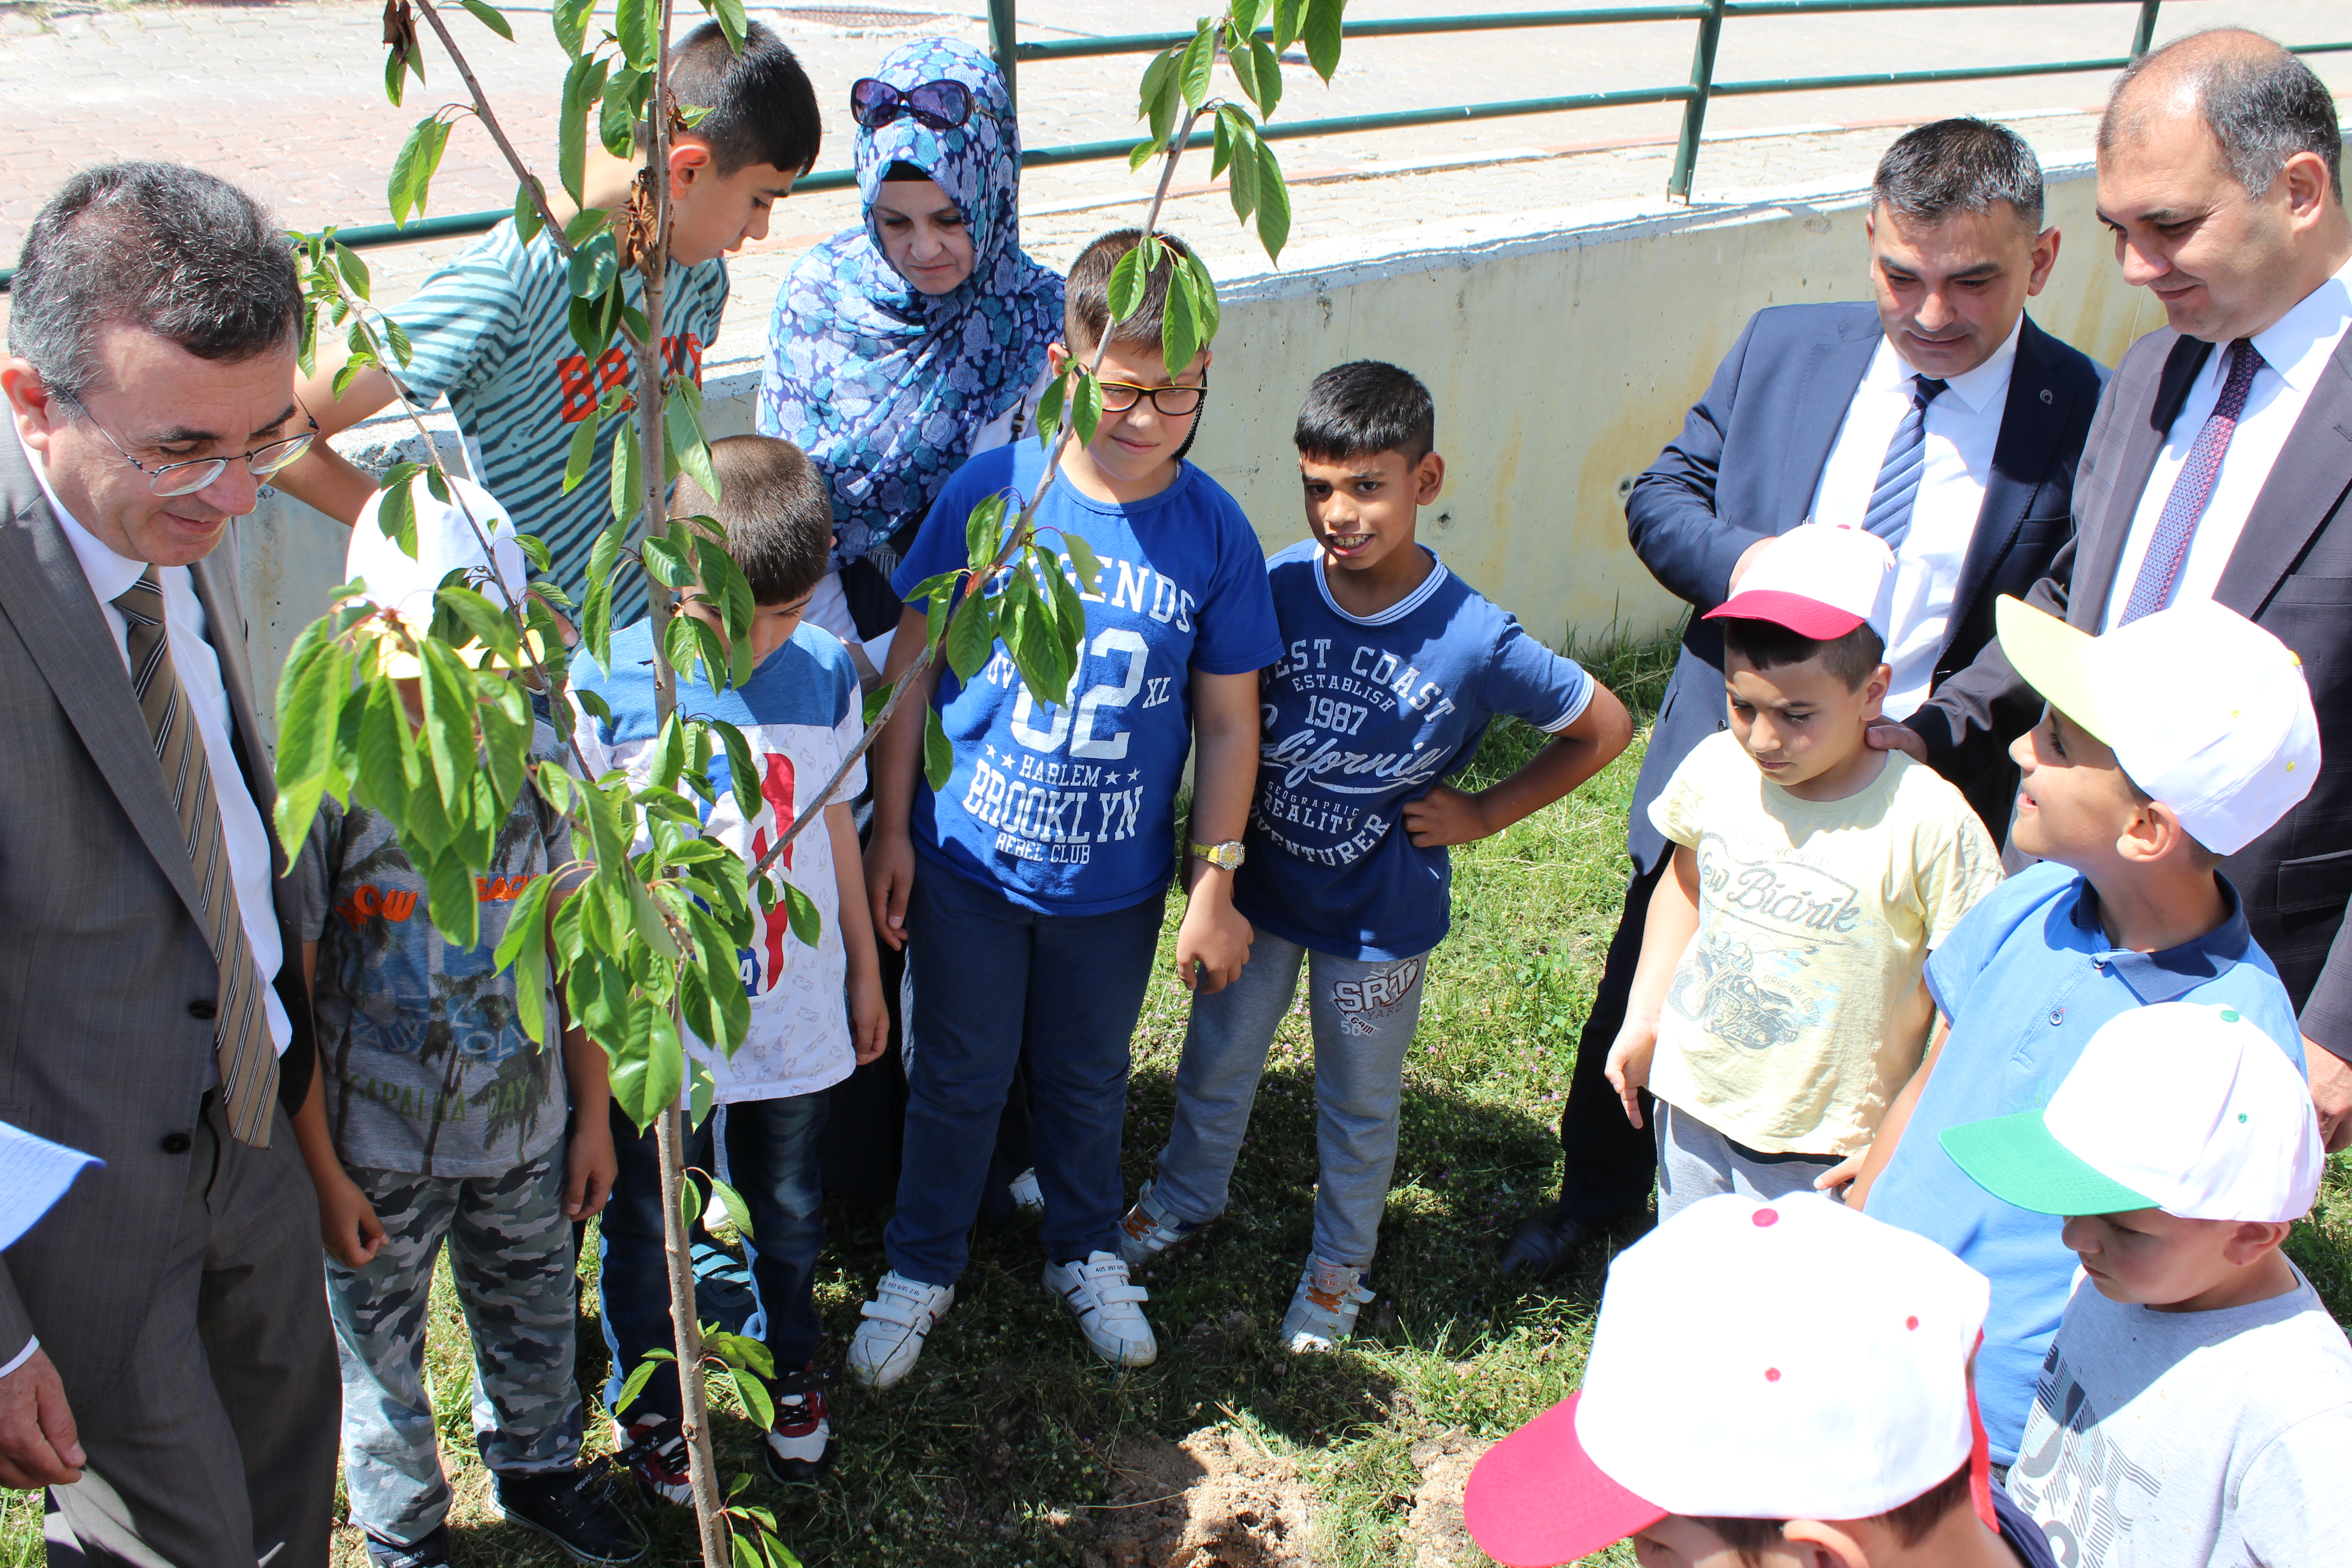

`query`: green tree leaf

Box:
[551,0,596,56]
[1178,21,1216,112]
[709,718,761,822]
[1162,264,1203,384]
[1105,248,1147,323]
[1064,533,1104,596]
[1305,0,1345,83]
[377,472,420,559]
[416,638,476,811]
[558,54,598,206]
[712,0,748,52]
[568,231,618,299]
[353,677,417,823]
[1187,253,1224,343]
[1274,0,1310,51]
[492,872,558,1047]
[782,882,822,949]
[649,712,687,790]
[665,388,719,502]
[513,179,544,247]
[600,65,642,159]
[1248,39,1284,119]
[709,1176,756,1242]
[563,407,602,494]
[943,586,996,682]
[964,492,1007,571]
[1222,108,1261,221]
[1225,24,1263,113]
[616,0,656,69]
[612,1349,670,1418]
[608,414,642,525]
[334,243,372,301]
[1035,368,1067,446]
[730,1367,774,1430]
[922,706,952,793]
[1073,370,1103,447]
[459,0,513,38]
[422,848,484,950]
[1255,140,1292,261]
[270,627,352,858]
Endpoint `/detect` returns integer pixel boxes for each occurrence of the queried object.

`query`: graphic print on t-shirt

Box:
[1253,635,1462,865]
[2007,1343,2160,1567]
[1669,832,1862,1051]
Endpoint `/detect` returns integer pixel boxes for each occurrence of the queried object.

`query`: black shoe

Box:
[363,1527,451,1568]
[762,1363,835,1484]
[495,1461,647,1565]
[1499,1206,1620,1279]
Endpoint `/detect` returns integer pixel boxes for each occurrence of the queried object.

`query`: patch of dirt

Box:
[1083,1426,1318,1568]
[1404,1428,1494,1568]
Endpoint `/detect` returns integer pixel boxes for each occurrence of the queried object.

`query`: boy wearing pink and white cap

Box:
[1464,1193,2058,1568]
[1942,1003,2352,1566]
[1604,524,2000,1223]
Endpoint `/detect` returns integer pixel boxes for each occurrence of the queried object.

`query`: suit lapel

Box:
[1781,309,1883,530]
[2214,332,2352,616]
[2074,334,2211,623]
[1947,317,2068,648]
[0,439,211,929]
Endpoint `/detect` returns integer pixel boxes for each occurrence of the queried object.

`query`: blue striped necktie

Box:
[1862,373,1950,549]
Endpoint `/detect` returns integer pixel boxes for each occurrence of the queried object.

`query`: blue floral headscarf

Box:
[756,37,1063,569]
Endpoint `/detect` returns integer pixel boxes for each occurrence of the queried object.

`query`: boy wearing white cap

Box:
[1846,595,2315,1470]
[1605,524,2000,1223]
[289,478,639,1567]
[1462,1193,2059,1568]
[1942,1002,2352,1566]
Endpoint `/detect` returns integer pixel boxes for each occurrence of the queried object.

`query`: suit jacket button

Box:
[188,1000,217,1020]
[160,1132,193,1154]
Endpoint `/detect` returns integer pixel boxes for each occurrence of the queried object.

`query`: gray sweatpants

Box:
[1652,1099,1841,1226]
[1150,933,1427,1269]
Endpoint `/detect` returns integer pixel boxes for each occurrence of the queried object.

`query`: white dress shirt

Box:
[19,433,292,1062]
[2101,256,2352,630]
[1809,317,2022,719]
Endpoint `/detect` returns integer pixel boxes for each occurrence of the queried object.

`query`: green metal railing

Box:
[2,0,2348,286]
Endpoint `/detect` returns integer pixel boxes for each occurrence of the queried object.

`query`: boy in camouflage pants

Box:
[289,479,638,1568]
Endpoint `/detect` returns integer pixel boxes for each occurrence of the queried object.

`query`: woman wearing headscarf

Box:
[758,34,1062,681]
[756,35,1061,1209]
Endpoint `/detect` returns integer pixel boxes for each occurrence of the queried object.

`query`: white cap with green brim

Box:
[1993,595,2319,857]
[1940,1001,2324,1224]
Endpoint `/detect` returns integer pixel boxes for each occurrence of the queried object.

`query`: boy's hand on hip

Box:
[1176,879,1253,995]
[1603,1019,1659,1130]
[318,1172,388,1270]
[0,1350,82,1490]
[849,968,891,1065]
[864,830,916,953]
[565,1118,617,1220]
[1401,786,1490,848]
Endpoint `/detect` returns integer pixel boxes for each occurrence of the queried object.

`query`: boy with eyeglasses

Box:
[850,228,1283,1386]
[1116,361,1633,1352]
[271,21,821,629]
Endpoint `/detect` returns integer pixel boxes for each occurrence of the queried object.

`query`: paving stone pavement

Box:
[1,0,2345,359]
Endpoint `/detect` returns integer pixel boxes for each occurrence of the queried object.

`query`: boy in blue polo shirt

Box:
[1841,594,2318,1468]
[850,230,1284,1387]
[1117,362,1632,1351]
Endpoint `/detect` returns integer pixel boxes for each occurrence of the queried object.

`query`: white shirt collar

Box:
[15,428,148,604]
[2244,253,2352,395]
[1872,312,2024,417]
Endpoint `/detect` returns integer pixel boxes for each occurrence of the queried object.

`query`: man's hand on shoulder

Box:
[1865,720,1929,764]
[2306,1035,2352,1153]
[0,1348,83,1490]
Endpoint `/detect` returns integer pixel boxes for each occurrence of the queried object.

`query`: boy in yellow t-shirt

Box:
[1606,524,1999,1223]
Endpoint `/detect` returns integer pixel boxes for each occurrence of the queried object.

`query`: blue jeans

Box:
[598,1093,828,1420]
[885,860,1165,1285]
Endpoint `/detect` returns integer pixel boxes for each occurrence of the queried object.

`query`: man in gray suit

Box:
[1891,30,2352,1145]
[0,165,337,1564]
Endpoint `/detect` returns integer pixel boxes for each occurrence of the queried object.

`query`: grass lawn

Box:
[10,630,2352,1567]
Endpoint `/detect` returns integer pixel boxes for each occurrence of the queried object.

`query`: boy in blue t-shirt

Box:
[275,22,821,628]
[1843,594,2319,1468]
[850,230,1284,1387]
[1121,363,1633,1350]
[571,437,887,1499]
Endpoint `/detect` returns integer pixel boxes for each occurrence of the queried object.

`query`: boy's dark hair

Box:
[1873,118,2045,232]
[1063,229,1202,361]
[670,435,832,604]
[1295,361,1436,465]
[1697,1461,1973,1564]
[1720,617,1886,692]
[660,21,822,177]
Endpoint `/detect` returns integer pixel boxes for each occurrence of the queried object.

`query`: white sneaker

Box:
[847,1271,955,1390]
[1115,1179,1203,1269]
[1044,1251,1158,1367]
[1281,1257,1374,1353]
[1007,1167,1045,1215]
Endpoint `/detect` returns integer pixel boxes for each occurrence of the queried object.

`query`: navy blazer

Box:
[1621,301,2105,873]
[1916,323,2352,1056]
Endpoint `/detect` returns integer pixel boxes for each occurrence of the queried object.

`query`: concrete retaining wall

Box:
[237,153,2154,736]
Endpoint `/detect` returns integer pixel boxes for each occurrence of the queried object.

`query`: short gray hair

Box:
[1872,118,2045,232]
[2102,29,2344,201]
[8,162,301,402]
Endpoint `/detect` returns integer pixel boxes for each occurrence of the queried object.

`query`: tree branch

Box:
[409,0,574,257]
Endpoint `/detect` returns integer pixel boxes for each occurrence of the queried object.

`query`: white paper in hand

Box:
[0,1122,100,1250]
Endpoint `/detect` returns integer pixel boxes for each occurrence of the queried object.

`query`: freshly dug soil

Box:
[1083,1426,1319,1568]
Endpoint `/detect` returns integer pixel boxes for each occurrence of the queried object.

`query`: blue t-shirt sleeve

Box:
[1925,862,2048,1019]
[1483,616,1595,732]
[1187,490,1282,676]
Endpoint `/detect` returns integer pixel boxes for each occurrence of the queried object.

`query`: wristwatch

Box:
[1190,839,1246,870]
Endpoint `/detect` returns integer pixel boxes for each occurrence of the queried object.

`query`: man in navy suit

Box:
[1504,118,2107,1276]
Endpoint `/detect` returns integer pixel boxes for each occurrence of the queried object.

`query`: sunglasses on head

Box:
[851,77,980,132]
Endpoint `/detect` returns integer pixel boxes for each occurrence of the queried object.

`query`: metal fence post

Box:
[1669,0,1726,203]
[990,0,1019,112]
[2131,0,2161,59]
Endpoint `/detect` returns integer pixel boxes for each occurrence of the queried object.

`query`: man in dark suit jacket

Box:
[1504,119,2106,1276]
[0,166,336,1564]
[1896,31,2352,1148]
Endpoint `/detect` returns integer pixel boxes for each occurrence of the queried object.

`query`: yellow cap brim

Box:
[1995,595,2115,746]
[379,627,551,682]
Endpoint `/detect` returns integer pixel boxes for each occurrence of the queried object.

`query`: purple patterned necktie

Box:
[2118,338,2264,625]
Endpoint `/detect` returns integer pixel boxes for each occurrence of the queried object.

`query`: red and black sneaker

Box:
[762,1363,833,1484]
[610,1411,693,1508]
